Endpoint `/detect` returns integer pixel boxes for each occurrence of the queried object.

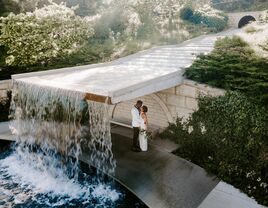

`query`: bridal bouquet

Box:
[140,129,152,140]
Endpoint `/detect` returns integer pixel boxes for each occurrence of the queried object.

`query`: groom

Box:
[131,100,143,152]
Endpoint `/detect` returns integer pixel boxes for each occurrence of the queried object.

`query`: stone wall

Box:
[111,94,170,128]
[111,79,225,130]
[0,80,11,101]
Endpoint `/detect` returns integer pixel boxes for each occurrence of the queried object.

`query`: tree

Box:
[0,2,94,67]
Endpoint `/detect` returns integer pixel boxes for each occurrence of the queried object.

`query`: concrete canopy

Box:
[12,29,239,104]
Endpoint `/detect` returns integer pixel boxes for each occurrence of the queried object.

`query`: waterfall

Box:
[0,79,123,207]
[9,80,116,175]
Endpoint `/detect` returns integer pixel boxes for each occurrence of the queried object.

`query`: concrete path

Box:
[82,133,219,208]
[198,181,267,208]
[111,125,179,153]
[111,127,267,208]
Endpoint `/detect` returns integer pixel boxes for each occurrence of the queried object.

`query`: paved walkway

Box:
[111,125,179,153]
[198,181,266,208]
[81,132,219,208]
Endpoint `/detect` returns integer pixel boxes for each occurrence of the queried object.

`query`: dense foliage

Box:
[184,36,268,106]
[0,3,94,67]
[161,92,268,205]
[0,91,11,121]
[180,5,228,31]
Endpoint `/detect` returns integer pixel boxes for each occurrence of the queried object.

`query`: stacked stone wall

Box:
[111,79,225,129]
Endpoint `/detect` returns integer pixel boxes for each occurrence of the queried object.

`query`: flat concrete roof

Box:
[12,29,240,104]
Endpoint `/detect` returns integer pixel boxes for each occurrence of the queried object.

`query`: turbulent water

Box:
[0,80,142,207]
[0,145,122,207]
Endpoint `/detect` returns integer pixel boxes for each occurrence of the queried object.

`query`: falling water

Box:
[0,80,123,207]
[9,80,116,174]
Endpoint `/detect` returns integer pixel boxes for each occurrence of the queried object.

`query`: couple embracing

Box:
[131,100,148,152]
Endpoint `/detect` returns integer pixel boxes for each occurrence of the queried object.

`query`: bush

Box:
[184,36,268,107]
[0,3,93,67]
[202,15,228,31]
[0,91,11,122]
[180,6,228,32]
[190,12,228,31]
[94,8,127,41]
[180,7,194,21]
[189,11,203,24]
[161,92,268,205]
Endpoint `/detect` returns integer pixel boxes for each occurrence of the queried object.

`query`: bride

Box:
[139,105,148,151]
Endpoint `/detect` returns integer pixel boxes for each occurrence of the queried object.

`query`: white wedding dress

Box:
[139,115,148,151]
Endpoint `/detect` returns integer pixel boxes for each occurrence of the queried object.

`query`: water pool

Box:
[0,141,148,208]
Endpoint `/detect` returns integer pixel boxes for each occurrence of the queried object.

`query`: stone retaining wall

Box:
[0,80,11,101]
[157,79,225,121]
[111,79,225,130]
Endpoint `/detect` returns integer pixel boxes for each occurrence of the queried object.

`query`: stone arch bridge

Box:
[227,11,264,28]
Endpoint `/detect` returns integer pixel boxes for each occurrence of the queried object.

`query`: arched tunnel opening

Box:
[238,15,256,28]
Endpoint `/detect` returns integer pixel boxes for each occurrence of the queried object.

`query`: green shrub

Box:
[180,6,228,32]
[0,3,94,67]
[189,12,228,31]
[180,7,194,21]
[202,15,228,31]
[189,11,203,24]
[94,8,127,40]
[161,92,268,205]
[184,36,268,107]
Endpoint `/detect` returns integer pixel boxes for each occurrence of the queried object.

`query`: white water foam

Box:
[0,146,121,207]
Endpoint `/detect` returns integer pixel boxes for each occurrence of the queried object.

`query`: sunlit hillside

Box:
[2,0,227,61]
[237,10,268,57]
